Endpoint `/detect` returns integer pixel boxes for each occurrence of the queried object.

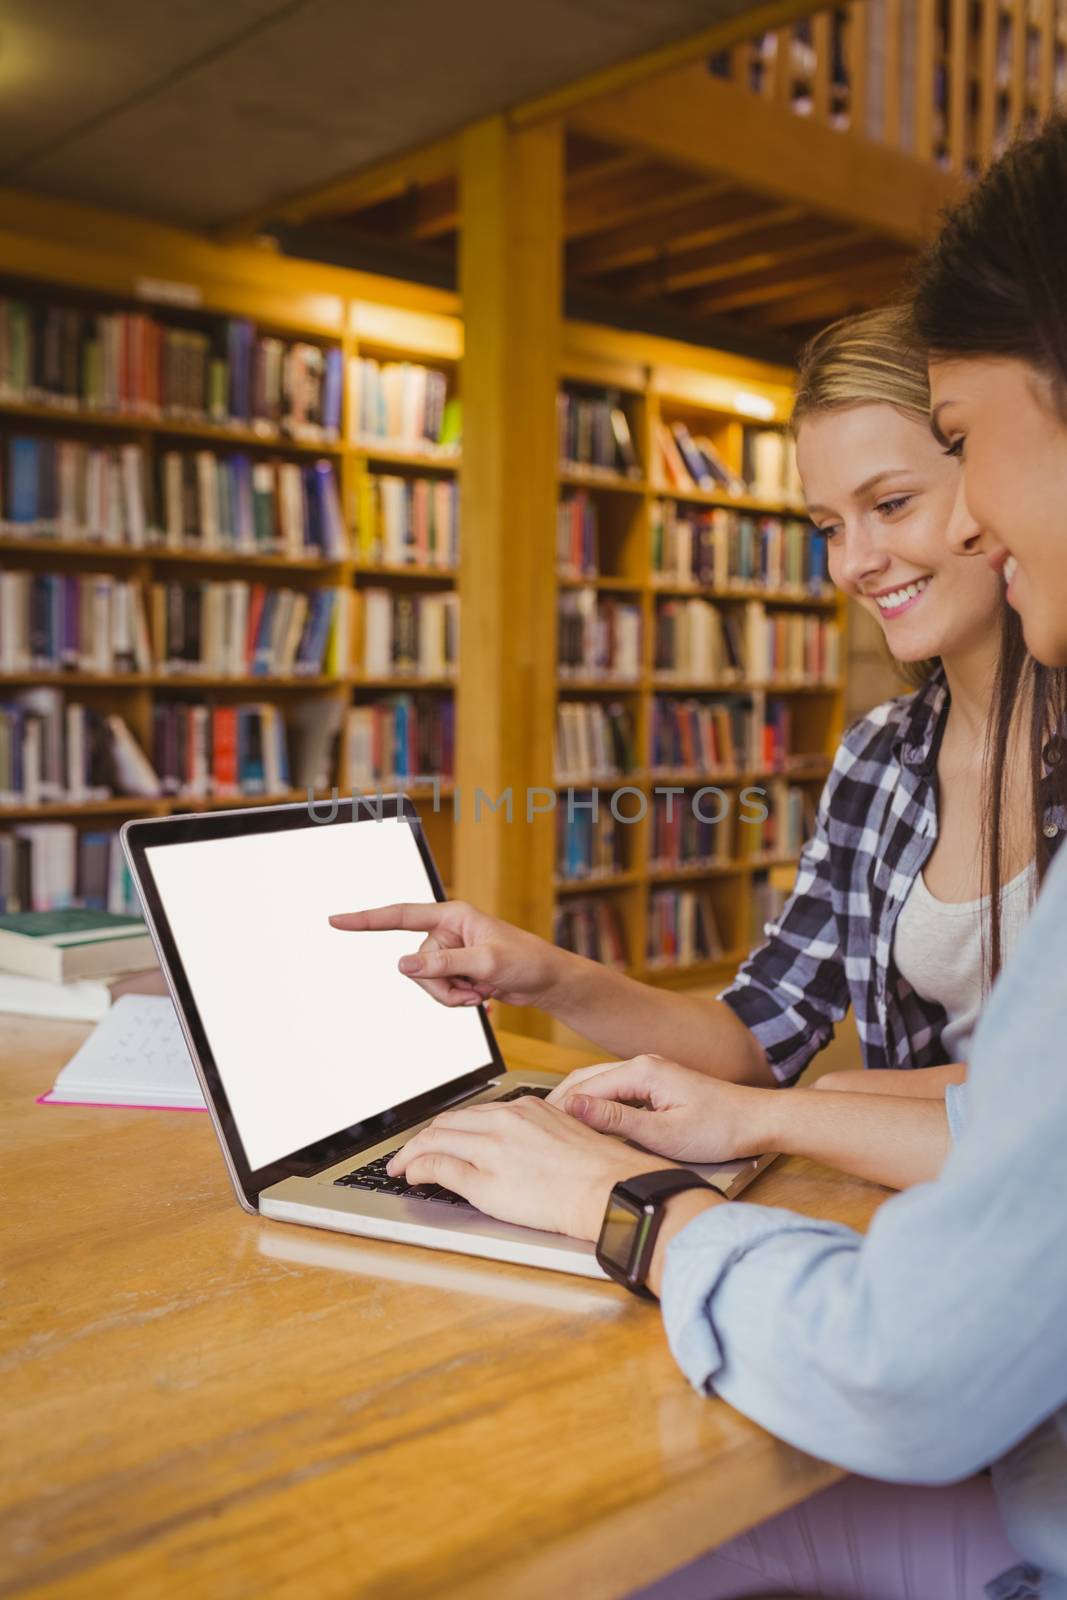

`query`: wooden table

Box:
[2,1016,889,1599]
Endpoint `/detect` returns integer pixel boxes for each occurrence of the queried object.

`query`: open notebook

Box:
[39,994,206,1110]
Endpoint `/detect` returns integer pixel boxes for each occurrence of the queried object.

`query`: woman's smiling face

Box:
[796,400,1004,663]
[930,356,1067,668]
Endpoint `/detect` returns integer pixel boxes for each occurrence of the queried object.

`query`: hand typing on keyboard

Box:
[333,1086,551,1210]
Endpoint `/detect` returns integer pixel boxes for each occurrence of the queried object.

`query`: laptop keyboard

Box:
[332,1085,551,1209]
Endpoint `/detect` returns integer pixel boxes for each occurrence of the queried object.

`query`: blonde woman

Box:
[331,304,1067,1192]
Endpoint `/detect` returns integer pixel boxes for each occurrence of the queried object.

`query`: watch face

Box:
[598,1192,650,1280]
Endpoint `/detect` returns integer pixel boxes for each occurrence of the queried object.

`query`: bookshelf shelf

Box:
[649,580,837,609]
[0,214,841,1004]
[651,483,806,517]
[354,675,456,690]
[0,537,346,572]
[548,348,848,999]
[558,466,649,495]
[648,861,744,882]
[649,677,843,694]
[354,563,456,582]
[560,576,647,598]
[556,676,645,692]
[0,399,343,454]
[354,442,460,472]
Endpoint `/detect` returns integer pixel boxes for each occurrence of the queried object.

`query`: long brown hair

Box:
[792,303,1065,986]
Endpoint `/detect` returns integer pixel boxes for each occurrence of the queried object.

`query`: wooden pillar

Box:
[456,115,562,1038]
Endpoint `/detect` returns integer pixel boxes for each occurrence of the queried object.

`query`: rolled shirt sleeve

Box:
[719,768,851,1085]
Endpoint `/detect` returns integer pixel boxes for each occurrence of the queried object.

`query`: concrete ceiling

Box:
[0,0,768,230]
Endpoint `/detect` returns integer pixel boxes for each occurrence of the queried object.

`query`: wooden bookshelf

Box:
[0,236,463,903]
[0,191,845,1042]
[549,329,848,1025]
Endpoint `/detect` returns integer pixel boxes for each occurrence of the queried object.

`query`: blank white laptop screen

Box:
[145,817,491,1170]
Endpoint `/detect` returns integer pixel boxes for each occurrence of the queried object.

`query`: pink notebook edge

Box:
[37,1092,208,1112]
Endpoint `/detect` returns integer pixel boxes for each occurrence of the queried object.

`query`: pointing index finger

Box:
[328,902,447,933]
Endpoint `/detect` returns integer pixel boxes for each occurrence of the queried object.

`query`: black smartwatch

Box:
[595,1168,716,1299]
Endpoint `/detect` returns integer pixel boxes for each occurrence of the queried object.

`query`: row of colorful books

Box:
[741,780,815,862]
[650,692,795,775]
[556,804,627,883]
[346,695,455,788]
[151,703,292,797]
[0,691,154,805]
[0,570,349,677]
[653,598,841,684]
[649,792,735,870]
[558,591,642,681]
[0,434,346,558]
[0,572,150,675]
[361,588,458,680]
[555,700,636,780]
[650,503,829,594]
[553,896,628,968]
[646,887,725,967]
[556,489,599,580]
[656,421,803,505]
[349,358,460,454]
[0,298,342,439]
[553,886,734,972]
[354,472,459,569]
[557,389,640,478]
[149,581,348,679]
[0,823,137,915]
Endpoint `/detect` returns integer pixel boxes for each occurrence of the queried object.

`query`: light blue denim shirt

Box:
[662,843,1067,1598]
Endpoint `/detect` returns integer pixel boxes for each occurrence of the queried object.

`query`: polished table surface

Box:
[2,1015,890,1600]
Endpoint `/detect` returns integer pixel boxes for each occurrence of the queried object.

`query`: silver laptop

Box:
[121,795,771,1281]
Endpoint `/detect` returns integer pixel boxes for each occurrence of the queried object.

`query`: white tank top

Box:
[893,861,1037,1060]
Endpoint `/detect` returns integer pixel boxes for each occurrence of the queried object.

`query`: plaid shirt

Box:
[720,668,1066,1083]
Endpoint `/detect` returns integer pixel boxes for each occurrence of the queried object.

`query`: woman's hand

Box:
[546,1054,777,1165]
[328,899,573,1010]
[386,1094,675,1240]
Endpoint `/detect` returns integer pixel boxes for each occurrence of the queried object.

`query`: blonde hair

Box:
[792,303,930,431]
[792,303,936,689]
